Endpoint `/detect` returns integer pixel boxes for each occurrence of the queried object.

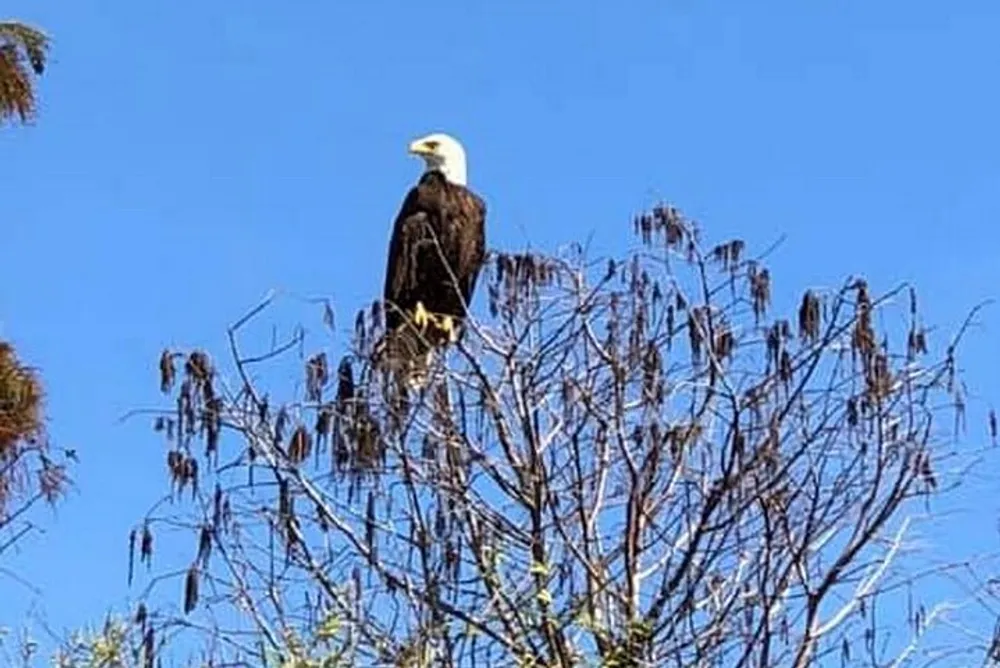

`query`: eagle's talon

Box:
[413,302,430,329]
[441,315,457,343]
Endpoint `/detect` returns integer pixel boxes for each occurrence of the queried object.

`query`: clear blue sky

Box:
[2,0,999,660]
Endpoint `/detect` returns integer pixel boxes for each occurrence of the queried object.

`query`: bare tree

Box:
[124,205,988,667]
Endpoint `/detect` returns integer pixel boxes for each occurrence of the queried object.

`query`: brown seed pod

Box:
[370,299,382,332]
[354,309,367,351]
[766,324,781,371]
[167,449,183,483]
[798,291,821,344]
[279,478,291,520]
[336,357,355,412]
[688,309,704,365]
[142,626,154,668]
[779,350,793,384]
[204,397,222,459]
[158,349,175,394]
[288,425,311,465]
[365,491,377,560]
[183,564,199,614]
[711,241,740,271]
[178,382,195,436]
[713,324,734,362]
[185,454,198,481]
[185,351,212,384]
[275,406,288,445]
[315,403,332,445]
[213,484,223,529]
[322,300,336,332]
[907,327,927,359]
[749,264,771,322]
[197,524,212,567]
[140,523,153,567]
[128,528,136,586]
[305,353,329,403]
[918,452,937,491]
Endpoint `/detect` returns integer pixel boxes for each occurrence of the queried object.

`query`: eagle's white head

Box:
[408,132,467,186]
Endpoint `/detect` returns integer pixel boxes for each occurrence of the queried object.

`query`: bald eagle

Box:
[376,132,487,389]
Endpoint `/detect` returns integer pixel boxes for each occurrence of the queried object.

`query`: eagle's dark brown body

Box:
[374,169,486,391]
[382,169,486,336]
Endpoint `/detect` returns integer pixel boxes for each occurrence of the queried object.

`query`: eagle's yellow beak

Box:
[408,139,435,157]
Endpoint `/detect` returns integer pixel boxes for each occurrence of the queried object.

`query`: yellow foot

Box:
[411,304,458,343]
[425,312,456,342]
[439,315,458,343]
[413,302,430,329]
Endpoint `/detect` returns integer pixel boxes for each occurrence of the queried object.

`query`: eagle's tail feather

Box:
[371,302,463,409]
[371,324,434,395]
[405,348,435,392]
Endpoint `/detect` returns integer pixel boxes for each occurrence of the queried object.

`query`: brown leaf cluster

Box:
[158,349,222,459]
[0,340,50,516]
[0,341,43,454]
[488,251,558,320]
[0,21,47,125]
[305,352,328,403]
[166,448,198,498]
[633,203,693,253]
[710,239,746,272]
[798,290,821,344]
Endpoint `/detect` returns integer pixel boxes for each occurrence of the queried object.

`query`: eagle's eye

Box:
[425,140,440,150]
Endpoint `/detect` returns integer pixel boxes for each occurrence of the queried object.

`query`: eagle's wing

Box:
[383,177,487,329]
[382,186,428,330]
